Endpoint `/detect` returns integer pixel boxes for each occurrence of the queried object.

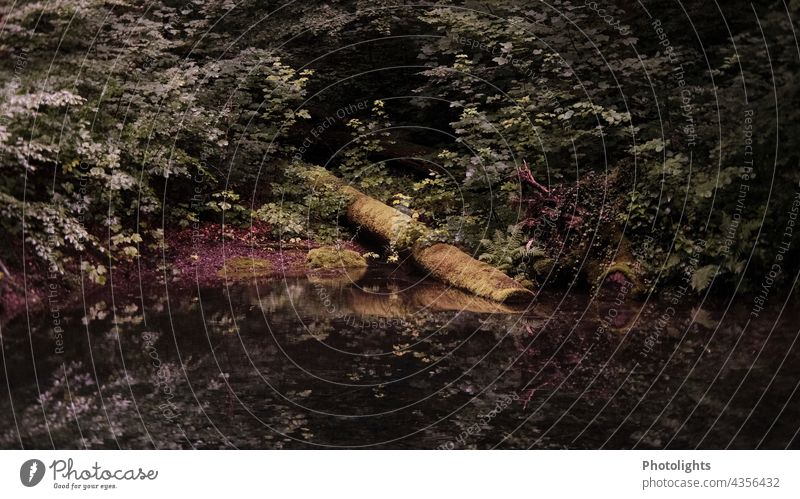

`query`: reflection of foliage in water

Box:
[1,271,798,449]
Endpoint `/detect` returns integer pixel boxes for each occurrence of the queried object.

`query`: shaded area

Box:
[0,267,798,449]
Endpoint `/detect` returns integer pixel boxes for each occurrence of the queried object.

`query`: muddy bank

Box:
[0,221,365,324]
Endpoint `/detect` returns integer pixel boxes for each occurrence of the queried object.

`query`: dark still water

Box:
[1,266,798,449]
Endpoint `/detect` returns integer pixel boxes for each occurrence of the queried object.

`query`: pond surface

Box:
[1,266,798,449]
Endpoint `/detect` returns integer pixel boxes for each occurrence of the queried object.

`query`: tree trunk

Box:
[584,236,644,298]
[304,166,534,303]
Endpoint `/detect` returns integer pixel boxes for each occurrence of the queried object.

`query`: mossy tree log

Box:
[304,166,534,303]
[584,236,644,298]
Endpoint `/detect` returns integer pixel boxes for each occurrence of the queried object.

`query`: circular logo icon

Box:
[20,459,45,487]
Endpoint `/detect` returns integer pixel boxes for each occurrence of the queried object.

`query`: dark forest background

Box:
[1,0,799,300]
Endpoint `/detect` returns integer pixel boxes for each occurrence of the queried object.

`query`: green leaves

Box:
[691,265,717,292]
[1,0,797,296]
[477,225,539,279]
[253,202,307,240]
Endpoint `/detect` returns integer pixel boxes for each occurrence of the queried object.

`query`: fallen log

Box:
[584,235,644,298]
[304,165,534,303]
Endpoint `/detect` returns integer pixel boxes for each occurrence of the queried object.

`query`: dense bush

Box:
[1,0,798,295]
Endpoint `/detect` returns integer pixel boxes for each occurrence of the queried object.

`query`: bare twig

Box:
[0,258,24,293]
[518,160,550,195]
